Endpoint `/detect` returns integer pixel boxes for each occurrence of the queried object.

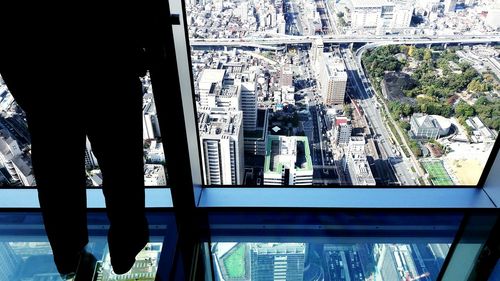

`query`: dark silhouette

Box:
[1,1,151,276]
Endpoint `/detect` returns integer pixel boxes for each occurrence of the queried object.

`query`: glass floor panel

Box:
[0,211,175,281]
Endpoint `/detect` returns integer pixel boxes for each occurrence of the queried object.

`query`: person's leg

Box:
[86,72,149,274]
[1,69,89,274]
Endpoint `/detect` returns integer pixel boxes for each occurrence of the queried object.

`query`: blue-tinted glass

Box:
[489,259,500,281]
[205,211,462,281]
[0,212,173,281]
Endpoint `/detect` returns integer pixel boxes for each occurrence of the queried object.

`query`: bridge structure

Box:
[189,34,500,50]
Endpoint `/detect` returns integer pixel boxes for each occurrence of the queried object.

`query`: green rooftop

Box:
[264,135,313,174]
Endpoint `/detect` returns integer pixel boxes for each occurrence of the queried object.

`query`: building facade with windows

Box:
[198,107,244,185]
[250,243,306,281]
[319,53,348,106]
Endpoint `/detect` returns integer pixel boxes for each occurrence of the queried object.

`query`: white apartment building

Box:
[444,0,457,13]
[319,53,348,106]
[198,107,244,185]
[333,117,352,146]
[263,136,313,185]
[143,101,161,140]
[349,0,414,32]
[199,68,258,131]
[343,136,376,185]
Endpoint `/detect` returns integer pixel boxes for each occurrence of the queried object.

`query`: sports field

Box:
[421,160,454,186]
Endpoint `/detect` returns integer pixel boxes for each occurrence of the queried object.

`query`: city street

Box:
[341,48,418,185]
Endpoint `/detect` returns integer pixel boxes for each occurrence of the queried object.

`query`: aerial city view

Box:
[211,242,452,281]
[0,241,163,281]
[188,0,500,186]
[0,0,498,188]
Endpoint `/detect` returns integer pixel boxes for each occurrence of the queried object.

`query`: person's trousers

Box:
[1,68,149,273]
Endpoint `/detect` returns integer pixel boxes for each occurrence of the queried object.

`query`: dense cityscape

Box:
[212,242,451,281]
[0,0,498,187]
[0,0,499,279]
[188,0,500,186]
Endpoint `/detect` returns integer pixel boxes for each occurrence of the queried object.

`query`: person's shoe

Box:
[58,249,97,281]
[74,250,97,281]
[110,241,148,274]
[60,272,76,281]
[108,222,149,275]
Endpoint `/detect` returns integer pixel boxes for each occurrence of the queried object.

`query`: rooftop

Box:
[349,0,392,8]
[198,108,242,137]
[323,53,347,80]
[264,136,313,174]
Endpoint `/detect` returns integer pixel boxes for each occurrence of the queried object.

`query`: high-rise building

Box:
[0,243,20,281]
[263,136,313,185]
[143,101,161,140]
[198,107,244,185]
[199,68,259,132]
[250,243,306,281]
[343,136,376,185]
[376,244,400,281]
[486,0,500,28]
[444,0,457,13]
[319,53,348,105]
[311,38,324,75]
[280,66,293,88]
[349,0,394,30]
[388,0,414,29]
[145,140,166,164]
[84,137,98,169]
[239,81,258,131]
[144,164,167,186]
[244,109,269,156]
[333,117,352,146]
[0,129,35,185]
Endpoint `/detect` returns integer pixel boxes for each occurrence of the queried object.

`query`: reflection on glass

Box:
[186,0,499,186]
[211,242,450,281]
[0,73,168,187]
[0,240,163,281]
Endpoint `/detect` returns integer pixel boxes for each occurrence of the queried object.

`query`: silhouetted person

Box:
[1,1,150,276]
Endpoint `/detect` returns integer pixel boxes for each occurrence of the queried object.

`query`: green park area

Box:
[421,160,454,186]
[222,244,246,278]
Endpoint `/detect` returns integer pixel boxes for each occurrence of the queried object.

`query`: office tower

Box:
[333,117,352,146]
[198,69,241,111]
[198,69,233,108]
[388,0,414,29]
[311,38,324,75]
[143,101,161,140]
[344,137,376,185]
[444,0,457,13]
[349,0,394,29]
[280,66,293,88]
[240,81,258,131]
[244,109,269,156]
[0,243,20,281]
[145,140,166,164]
[84,137,98,169]
[198,107,244,185]
[319,53,348,106]
[263,136,313,185]
[376,244,400,281]
[144,164,167,186]
[0,129,35,185]
[250,243,306,281]
[200,66,259,132]
[486,0,500,28]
